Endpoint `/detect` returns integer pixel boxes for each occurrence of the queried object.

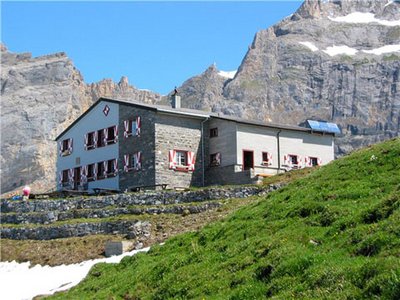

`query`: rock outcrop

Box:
[177,0,400,154]
[0,44,162,194]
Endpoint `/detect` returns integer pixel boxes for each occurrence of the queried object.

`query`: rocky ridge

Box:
[176,0,400,154]
[0,44,162,194]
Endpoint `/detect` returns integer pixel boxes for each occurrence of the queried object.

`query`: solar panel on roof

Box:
[307,120,341,134]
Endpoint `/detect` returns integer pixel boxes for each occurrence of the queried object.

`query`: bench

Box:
[92,188,121,195]
[129,184,168,192]
[256,173,273,178]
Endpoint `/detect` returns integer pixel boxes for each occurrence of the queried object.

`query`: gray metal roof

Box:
[56,97,334,140]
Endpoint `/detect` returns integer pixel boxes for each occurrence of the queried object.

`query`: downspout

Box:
[201,117,209,187]
[276,130,282,173]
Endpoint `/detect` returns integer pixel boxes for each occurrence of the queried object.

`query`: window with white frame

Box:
[262,152,272,165]
[289,154,298,165]
[86,132,95,150]
[176,151,187,166]
[168,150,196,171]
[59,138,73,156]
[87,163,95,181]
[310,157,318,166]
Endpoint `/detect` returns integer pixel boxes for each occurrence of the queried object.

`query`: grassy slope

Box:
[50,138,400,299]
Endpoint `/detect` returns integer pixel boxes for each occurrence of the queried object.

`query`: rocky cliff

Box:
[177,0,400,154]
[0,44,161,194]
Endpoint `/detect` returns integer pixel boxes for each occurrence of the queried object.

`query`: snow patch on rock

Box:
[323,45,359,56]
[218,70,237,79]
[299,42,319,52]
[362,44,400,55]
[328,12,400,27]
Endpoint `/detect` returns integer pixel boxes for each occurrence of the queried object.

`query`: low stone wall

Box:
[1,220,151,240]
[1,185,282,214]
[1,202,222,225]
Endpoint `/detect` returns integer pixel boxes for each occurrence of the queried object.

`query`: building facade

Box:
[55,97,337,191]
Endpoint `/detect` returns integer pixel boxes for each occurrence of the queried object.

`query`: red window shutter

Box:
[103,128,108,145]
[124,121,129,138]
[84,134,88,150]
[169,150,176,169]
[137,152,142,170]
[188,151,196,171]
[124,154,129,172]
[317,158,322,166]
[114,126,118,143]
[268,153,272,165]
[113,159,118,176]
[103,161,108,177]
[58,141,63,157]
[136,116,141,136]
[93,131,98,148]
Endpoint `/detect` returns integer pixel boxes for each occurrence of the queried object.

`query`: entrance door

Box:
[74,167,81,190]
[243,150,254,170]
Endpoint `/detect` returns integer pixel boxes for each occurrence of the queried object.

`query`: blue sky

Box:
[2,1,302,95]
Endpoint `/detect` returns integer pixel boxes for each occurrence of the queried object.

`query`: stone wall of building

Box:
[118,104,157,191]
[154,114,206,188]
[1,220,151,240]
[205,165,255,186]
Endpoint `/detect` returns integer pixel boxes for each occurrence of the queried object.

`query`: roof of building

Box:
[56,97,335,140]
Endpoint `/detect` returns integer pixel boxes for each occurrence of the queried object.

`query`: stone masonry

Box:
[118,103,157,191]
[154,114,206,188]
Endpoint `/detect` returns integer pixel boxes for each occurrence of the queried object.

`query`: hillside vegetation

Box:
[50,138,400,299]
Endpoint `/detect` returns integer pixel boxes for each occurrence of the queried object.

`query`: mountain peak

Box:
[293,0,400,21]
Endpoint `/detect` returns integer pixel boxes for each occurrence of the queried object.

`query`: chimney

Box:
[171,87,181,109]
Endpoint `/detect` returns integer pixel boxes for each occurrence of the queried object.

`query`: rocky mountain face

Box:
[177,0,400,154]
[0,44,161,194]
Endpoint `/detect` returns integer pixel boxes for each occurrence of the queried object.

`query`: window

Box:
[60,138,73,156]
[176,151,187,166]
[97,129,105,148]
[289,154,298,165]
[62,169,69,185]
[107,159,115,177]
[86,132,95,150]
[107,126,115,145]
[169,150,196,171]
[210,128,218,138]
[87,164,95,182]
[210,153,221,167]
[262,152,272,165]
[124,117,141,138]
[310,157,318,166]
[97,161,105,179]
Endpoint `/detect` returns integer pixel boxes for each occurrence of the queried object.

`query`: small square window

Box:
[310,157,318,166]
[176,151,187,166]
[60,138,73,156]
[210,153,221,166]
[210,128,218,138]
[289,155,298,165]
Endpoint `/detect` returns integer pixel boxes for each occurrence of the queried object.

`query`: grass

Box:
[46,138,400,299]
